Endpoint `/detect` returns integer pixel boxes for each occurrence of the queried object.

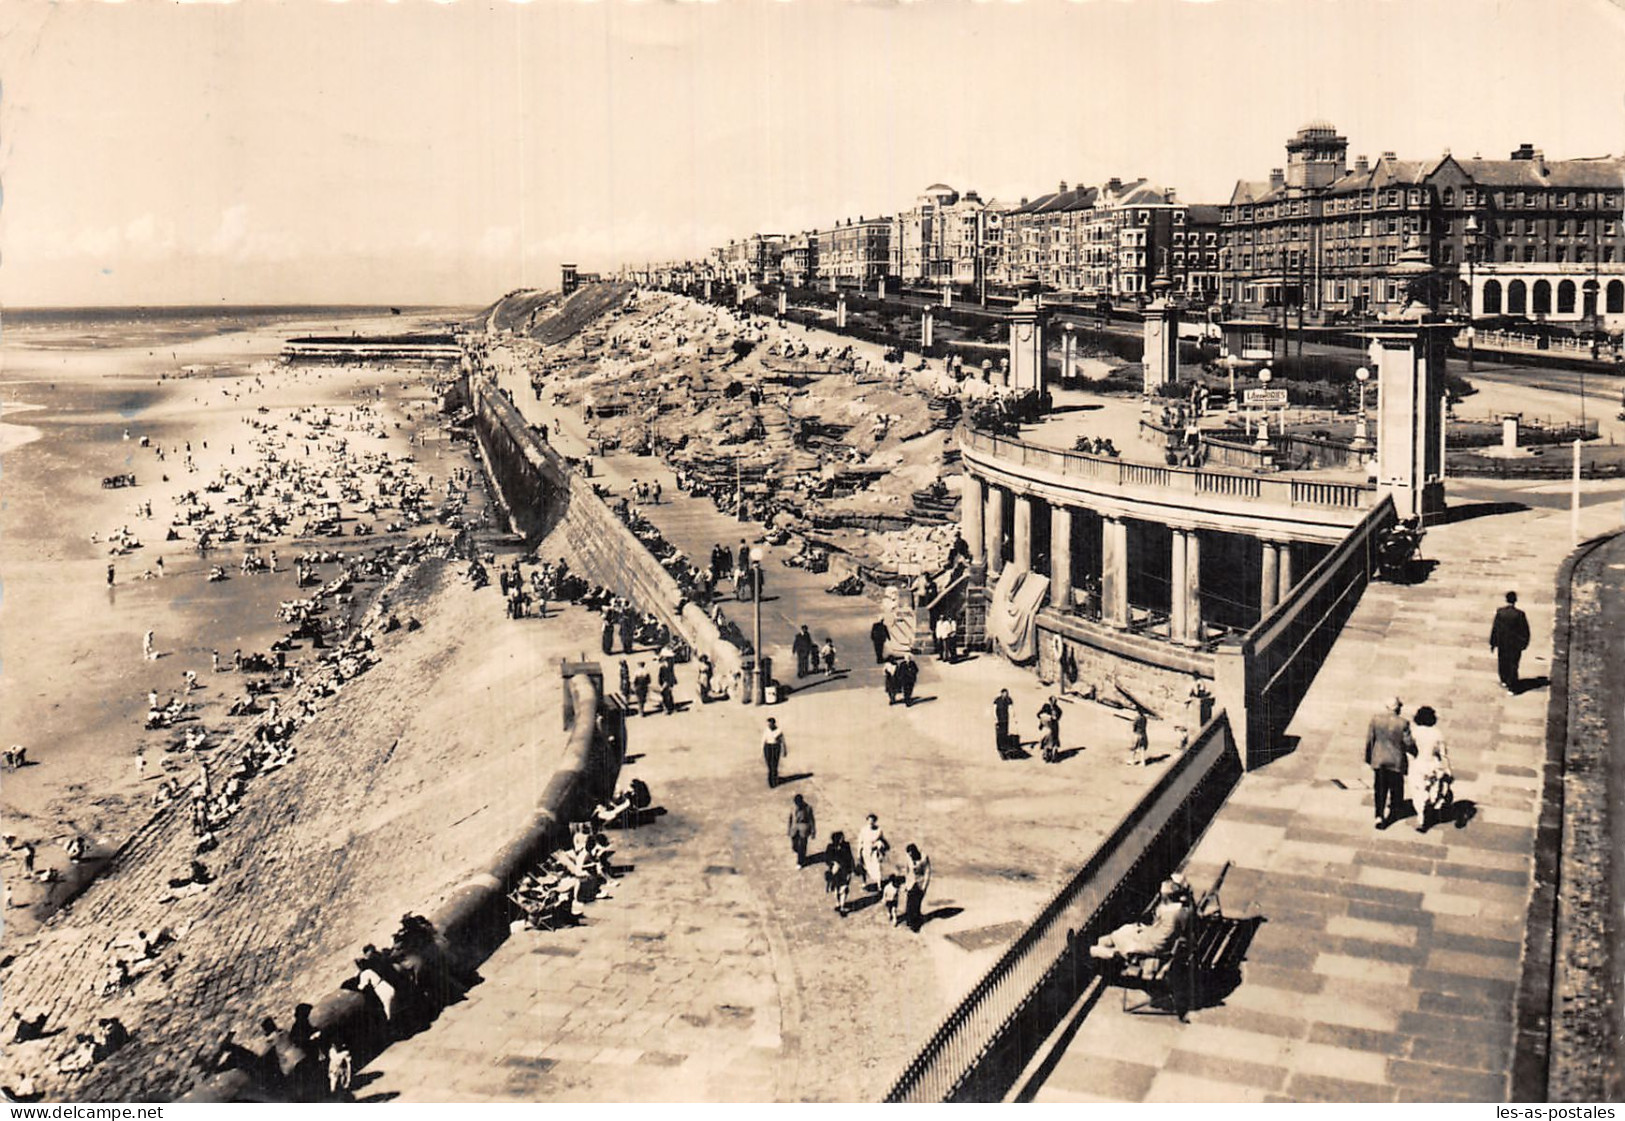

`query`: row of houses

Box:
[620,120,1625,327]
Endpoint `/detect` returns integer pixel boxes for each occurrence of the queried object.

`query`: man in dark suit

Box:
[1365,697,1416,829]
[1489,591,1531,695]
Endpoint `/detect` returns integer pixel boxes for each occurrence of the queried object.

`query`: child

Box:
[882,874,903,926]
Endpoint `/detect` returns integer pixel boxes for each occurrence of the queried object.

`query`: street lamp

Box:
[750,545,766,706]
[1255,366,1272,446]
[1464,213,1480,373]
[1222,349,1238,416]
[1352,365,1372,451]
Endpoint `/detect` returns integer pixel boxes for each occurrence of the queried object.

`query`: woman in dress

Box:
[857,814,889,892]
[1411,705,1453,833]
[823,831,855,915]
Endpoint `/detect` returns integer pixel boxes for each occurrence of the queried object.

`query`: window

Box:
[1504,244,1516,262]
[1607,221,1618,237]
[1465,190,1478,207]
[1442,218,1453,235]
[1441,245,1454,264]
[1523,244,1536,262]
[1361,247,1372,265]
[1556,246,1568,263]
[1408,190,1421,206]
[1443,187,1456,205]
[1387,190,1400,206]
[1558,220,1569,236]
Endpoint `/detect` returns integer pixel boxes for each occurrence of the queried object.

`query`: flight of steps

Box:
[909,484,959,526]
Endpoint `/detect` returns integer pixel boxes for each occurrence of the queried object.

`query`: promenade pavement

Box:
[1031,478,1625,1104]
[358,367,1192,1103]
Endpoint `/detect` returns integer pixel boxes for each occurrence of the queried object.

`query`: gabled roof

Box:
[1228,179,1273,206]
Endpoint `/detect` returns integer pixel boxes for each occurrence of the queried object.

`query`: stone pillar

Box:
[1101,516,1130,629]
[1501,414,1521,453]
[921,310,935,350]
[985,485,1007,574]
[1007,298,1048,397]
[960,473,985,562]
[1049,504,1074,611]
[1169,527,1188,643]
[836,295,848,330]
[1142,294,1181,394]
[1012,494,1033,574]
[1260,540,1280,614]
[1278,541,1296,602]
[777,290,788,316]
[1062,325,1076,384]
[1182,530,1204,645]
[878,278,887,300]
[1373,325,1450,520]
[943,285,953,308]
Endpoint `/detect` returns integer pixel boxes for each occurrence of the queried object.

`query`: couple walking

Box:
[1365,698,1454,832]
[796,807,932,930]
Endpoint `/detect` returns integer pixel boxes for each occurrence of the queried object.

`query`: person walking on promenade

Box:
[618,602,637,655]
[107,564,116,587]
[898,654,918,706]
[870,618,889,664]
[632,663,652,717]
[993,689,1013,755]
[143,630,157,661]
[1411,706,1454,833]
[883,659,900,705]
[792,625,815,678]
[903,843,933,932]
[619,659,633,707]
[821,637,838,677]
[1039,697,1062,763]
[787,794,816,867]
[824,831,855,915]
[935,615,958,662]
[857,814,889,891]
[1489,591,1531,695]
[600,606,615,657]
[1125,707,1148,767]
[1365,696,1416,829]
[761,717,787,788]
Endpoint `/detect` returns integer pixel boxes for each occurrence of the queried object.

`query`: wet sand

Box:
[0,312,460,936]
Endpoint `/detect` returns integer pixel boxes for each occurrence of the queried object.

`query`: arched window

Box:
[1533,280,1552,315]
[1482,278,1503,315]
[1609,279,1625,314]
[1557,280,1577,314]
[1508,279,1528,315]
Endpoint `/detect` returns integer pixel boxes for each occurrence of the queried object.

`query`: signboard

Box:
[1244,389,1289,407]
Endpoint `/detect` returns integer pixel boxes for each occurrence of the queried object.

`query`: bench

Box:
[1108,862,1231,1022]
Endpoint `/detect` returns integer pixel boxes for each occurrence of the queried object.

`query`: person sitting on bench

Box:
[1089,875,1193,966]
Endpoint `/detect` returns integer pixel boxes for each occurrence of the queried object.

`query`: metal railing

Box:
[961,425,1373,511]
[885,712,1242,1103]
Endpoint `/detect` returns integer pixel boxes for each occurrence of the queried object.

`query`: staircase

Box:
[909,484,960,526]
[959,565,989,652]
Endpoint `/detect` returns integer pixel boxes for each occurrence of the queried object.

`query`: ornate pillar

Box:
[986,485,1007,574]
[1260,540,1280,615]
[960,473,985,562]
[1012,495,1033,574]
[1101,516,1130,629]
[1049,504,1074,610]
[1182,530,1204,646]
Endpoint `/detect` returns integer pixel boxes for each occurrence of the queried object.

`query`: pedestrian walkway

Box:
[1031,485,1624,1103]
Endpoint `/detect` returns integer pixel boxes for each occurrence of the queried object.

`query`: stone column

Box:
[1169,527,1189,642]
[1012,495,1033,574]
[960,473,985,562]
[922,310,935,350]
[1049,504,1074,610]
[986,485,1007,574]
[1260,540,1280,614]
[1181,530,1204,646]
[1062,325,1076,383]
[1101,516,1130,629]
[878,278,887,300]
[1278,541,1296,602]
[836,295,848,330]
[777,290,788,316]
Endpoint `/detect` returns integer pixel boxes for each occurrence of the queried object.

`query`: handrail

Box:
[960,424,1373,511]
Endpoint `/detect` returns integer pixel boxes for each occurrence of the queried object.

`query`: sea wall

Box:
[466,375,744,679]
[190,667,621,1102]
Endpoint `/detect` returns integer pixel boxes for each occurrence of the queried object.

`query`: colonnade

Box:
[961,473,1304,644]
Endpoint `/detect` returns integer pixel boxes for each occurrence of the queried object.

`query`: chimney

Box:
[1059,180,1069,193]
[1020,197,1029,206]
[1381,151,1396,161]
[1164,188,1177,204]
[1269,168,1285,190]
[1355,154,1369,174]
[1511,142,1536,161]
[1107,177,1122,192]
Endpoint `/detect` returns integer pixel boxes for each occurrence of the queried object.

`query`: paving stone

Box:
[1164,1048,1288,1092]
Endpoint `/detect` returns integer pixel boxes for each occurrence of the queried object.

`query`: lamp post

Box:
[1464,213,1480,373]
[1255,366,1273,446]
[750,545,766,705]
[1222,350,1238,417]
[1351,365,1372,451]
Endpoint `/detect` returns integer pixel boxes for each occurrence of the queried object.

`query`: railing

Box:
[885,711,1243,1102]
[1216,494,1397,768]
[961,425,1373,512]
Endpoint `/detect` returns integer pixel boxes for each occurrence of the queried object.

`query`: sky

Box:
[3,0,1624,308]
